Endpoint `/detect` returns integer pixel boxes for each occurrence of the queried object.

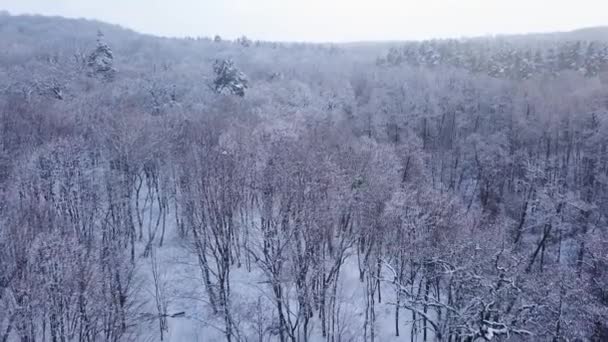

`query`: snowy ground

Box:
[131,184,419,342]
[132,223,421,342]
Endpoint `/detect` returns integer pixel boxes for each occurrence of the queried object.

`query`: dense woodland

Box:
[1,13,608,342]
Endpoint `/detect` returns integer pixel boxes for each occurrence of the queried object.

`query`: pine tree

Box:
[212,59,248,97]
[236,36,251,47]
[518,50,534,80]
[545,47,560,76]
[533,50,544,75]
[87,30,116,81]
[584,42,602,77]
[386,47,403,66]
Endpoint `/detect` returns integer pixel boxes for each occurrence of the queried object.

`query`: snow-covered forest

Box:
[1,13,608,342]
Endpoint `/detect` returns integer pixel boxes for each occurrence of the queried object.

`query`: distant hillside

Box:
[563,26,608,42]
[377,27,608,80]
[0,12,139,45]
[1,13,606,93]
[1,11,606,47]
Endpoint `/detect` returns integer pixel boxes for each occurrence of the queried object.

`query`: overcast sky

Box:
[2,0,607,42]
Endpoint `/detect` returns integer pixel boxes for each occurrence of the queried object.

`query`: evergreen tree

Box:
[212,59,248,97]
[236,36,251,47]
[386,47,402,66]
[545,47,560,76]
[87,30,116,81]
[518,50,534,79]
[584,42,602,77]
[533,50,544,74]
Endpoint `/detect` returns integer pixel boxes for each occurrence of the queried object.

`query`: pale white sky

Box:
[2,0,607,42]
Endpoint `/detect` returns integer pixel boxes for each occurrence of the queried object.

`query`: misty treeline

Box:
[0,14,607,342]
[380,34,608,79]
